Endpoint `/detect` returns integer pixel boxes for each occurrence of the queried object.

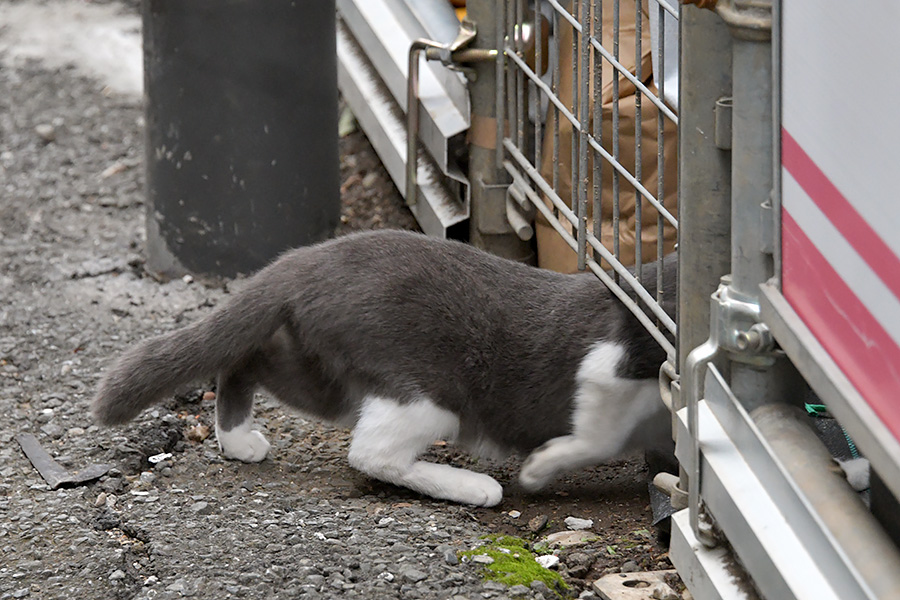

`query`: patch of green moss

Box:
[460,535,568,595]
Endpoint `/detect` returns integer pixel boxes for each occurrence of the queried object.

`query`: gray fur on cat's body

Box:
[94,230,673,505]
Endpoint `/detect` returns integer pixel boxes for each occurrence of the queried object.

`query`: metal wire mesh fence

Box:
[496,0,679,358]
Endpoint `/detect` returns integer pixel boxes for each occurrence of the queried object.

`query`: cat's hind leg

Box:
[215,360,271,463]
[348,396,503,507]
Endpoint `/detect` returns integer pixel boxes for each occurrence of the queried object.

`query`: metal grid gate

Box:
[495,0,679,359]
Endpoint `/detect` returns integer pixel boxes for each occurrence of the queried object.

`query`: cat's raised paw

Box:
[217,426,271,463]
[519,458,555,492]
[519,436,573,491]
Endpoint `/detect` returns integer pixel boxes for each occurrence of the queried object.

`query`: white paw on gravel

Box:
[217,427,271,463]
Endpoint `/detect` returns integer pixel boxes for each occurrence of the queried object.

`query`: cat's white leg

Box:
[348,396,503,507]
[520,342,664,490]
[215,364,271,463]
[216,418,271,463]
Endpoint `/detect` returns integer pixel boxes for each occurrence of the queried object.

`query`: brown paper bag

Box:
[536,0,678,272]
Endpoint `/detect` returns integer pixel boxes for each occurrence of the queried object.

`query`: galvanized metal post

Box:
[676,5,733,387]
[143,0,340,280]
[716,0,804,416]
[681,0,805,546]
[673,3,736,545]
[466,0,534,262]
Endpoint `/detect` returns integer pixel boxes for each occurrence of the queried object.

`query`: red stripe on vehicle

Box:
[783,210,900,442]
[782,128,900,302]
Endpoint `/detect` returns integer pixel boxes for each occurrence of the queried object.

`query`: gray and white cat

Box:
[93,230,674,507]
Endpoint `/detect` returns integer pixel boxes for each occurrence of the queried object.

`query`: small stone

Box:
[12,588,30,598]
[95,492,108,507]
[509,584,530,596]
[536,555,559,569]
[400,568,426,583]
[568,563,590,578]
[185,424,211,442]
[67,427,85,436]
[528,514,549,533]
[471,554,495,565]
[564,517,594,531]
[148,453,172,464]
[338,105,358,137]
[109,569,126,580]
[361,172,379,188]
[437,545,459,565]
[482,580,507,591]
[377,571,394,582]
[35,123,56,142]
[507,510,521,518]
[202,391,216,401]
[39,423,64,439]
[621,560,640,573]
[139,471,156,484]
[543,531,598,547]
[182,274,194,284]
[530,580,552,596]
[191,501,213,515]
[566,552,593,567]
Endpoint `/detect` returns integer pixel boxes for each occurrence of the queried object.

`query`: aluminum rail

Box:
[337,0,469,174]
[336,21,468,238]
[674,366,900,600]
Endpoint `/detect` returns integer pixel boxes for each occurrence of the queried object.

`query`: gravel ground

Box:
[0,5,673,599]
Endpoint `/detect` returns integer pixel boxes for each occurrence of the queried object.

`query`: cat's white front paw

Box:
[519,437,572,491]
[519,456,555,491]
[217,425,271,463]
[401,462,504,506]
[457,473,504,507]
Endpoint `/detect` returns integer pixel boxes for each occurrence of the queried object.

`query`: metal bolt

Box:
[735,323,772,352]
[735,329,758,351]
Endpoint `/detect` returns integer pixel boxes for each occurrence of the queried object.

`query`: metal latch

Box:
[406,19,497,206]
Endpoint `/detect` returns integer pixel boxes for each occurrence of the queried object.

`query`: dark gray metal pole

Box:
[143,0,340,279]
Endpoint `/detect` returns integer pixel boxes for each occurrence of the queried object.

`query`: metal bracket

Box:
[714,96,733,150]
[711,277,776,365]
[682,273,781,548]
[715,0,773,40]
[406,19,497,207]
[17,433,111,489]
[473,177,515,235]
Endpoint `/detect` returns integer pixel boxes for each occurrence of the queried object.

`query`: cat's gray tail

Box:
[91,266,290,426]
